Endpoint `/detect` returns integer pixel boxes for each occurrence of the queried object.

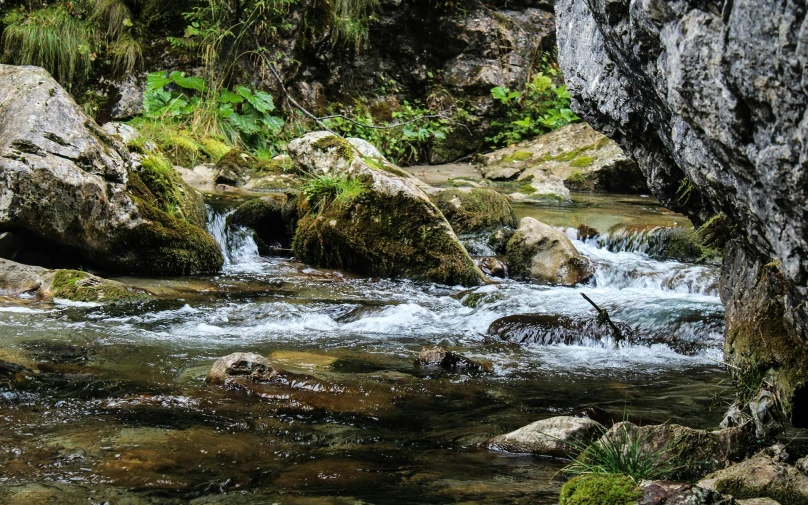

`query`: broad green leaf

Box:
[218,90,244,104]
[170,72,208,92]
[146,72,173,93]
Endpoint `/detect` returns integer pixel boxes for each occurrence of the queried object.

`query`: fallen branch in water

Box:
[580,292,625,343]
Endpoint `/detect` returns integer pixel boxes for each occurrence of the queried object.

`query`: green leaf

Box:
[218,90,244,104]
[146,72,173,93]
[170,72,208,92]
[237,87,275,113]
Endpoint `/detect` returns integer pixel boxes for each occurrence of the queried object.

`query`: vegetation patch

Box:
[312,135,356,162]
[302,173,367,212]
[559,475,642,505]
[520,184,537,195]
[569,156,594,168]
[502,151,534,163]
[138,154,206,228]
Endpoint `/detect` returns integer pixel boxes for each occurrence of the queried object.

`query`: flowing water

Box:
[0,195,732,504]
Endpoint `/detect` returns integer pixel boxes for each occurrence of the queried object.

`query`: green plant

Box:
[677,177,694,205]
[142,71,284,151]
[561,423,676,482]
[301,173,367,211]
[486,62,580,148]
[1,4,95,89]
[566,169,587,186]
[559,474,642,505]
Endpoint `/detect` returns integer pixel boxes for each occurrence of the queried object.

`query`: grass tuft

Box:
[302,173,367,212]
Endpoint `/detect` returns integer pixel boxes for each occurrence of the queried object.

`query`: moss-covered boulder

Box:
[288,132,485,286]
[0,258,148,303]
[0,65,221,276]
[559,475,642,505]
[228,195,299,254]
[699,452,808,505]
[506,217,594,285]
[430,188,517,234]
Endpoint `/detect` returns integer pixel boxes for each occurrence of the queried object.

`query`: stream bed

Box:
[0,195,732,504]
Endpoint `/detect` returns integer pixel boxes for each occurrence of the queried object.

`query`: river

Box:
[0,194,732,504]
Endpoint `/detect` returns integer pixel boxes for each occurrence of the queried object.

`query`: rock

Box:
[555,0,808,410]
[0,257,148,303]
[576,225,599,241]
[487,313,634,346]
[0,65,222,275]
[132,153,208,229]
[228,196,298,254]
[430,188,517,235]
[416,346,492,373]
[505,217,593,285]
[475,257,507,279]
[486,416,603,457]
[213,150,254,186]
[101,122,140,146]
[110,73,145,120]
[481,123,645,194]
[206,352,277,386]
[289,132,485,286]
[560,475,642,505]
[507,177,571,202]
[487,227,515,256]
[699,452,808,505]
[602,422,754,480]
[637,481,734,505]
[737,499,782,505]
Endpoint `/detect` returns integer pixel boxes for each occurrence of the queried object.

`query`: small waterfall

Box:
[205,206,261,266]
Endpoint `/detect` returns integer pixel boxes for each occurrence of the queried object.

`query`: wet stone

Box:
[487,415,604,457]
[416,346,492,373]
[637,481,734,505]
[206,352,277,385]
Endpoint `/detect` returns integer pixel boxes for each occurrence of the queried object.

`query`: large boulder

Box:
[0,65,222,275]
[487,416,604,457]
[288,132,485,286]
[505,217,593,285]
[480,122,646,193]
[555,0,808,414]
[227,195,299,254]
[430,188,518,235]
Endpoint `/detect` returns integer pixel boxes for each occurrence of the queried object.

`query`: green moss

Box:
[139,155,206,228]
[502,150,534,163]
[566,169,587,186]
[312,135,355,162]
[520,184,537,195]
[51,270,148,304]
[570,156,595,168]
[362,155,411,178]
[431,189,518,234]
[292,191,484,286]
[547,144,596,163]
[559,475,642,505]
[199,137,231,162]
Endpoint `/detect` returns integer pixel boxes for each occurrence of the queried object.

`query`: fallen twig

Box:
[581,292,625,343]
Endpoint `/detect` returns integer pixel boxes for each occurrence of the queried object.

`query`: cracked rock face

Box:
[555,0,808,411]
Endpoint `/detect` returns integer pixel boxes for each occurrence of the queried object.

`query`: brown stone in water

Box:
[206,352,277,385]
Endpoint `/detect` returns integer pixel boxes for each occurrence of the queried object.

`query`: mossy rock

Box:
[50,270,148,303]
[110,192,223,275]
[136,155,206,228]
[431,189,518,235]
[228,196,299,254]
[559,475,642,505]
[292,188,484,286]
[648,228,718,263]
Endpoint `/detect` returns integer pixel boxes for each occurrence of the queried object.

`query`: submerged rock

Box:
[487,313,632,346]
[416,346,492,373]
[699,451,808,505]
[506,217,593,285]
[206,352,277,386]
[430,188,517,235]
[481,123,646,194]
[487,416,603,457]
[289,132,485,286]
[0,65,222,275]
[475,257,508,279]
[0,257,148,303]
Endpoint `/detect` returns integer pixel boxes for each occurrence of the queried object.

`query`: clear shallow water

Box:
[0,195,732,504]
